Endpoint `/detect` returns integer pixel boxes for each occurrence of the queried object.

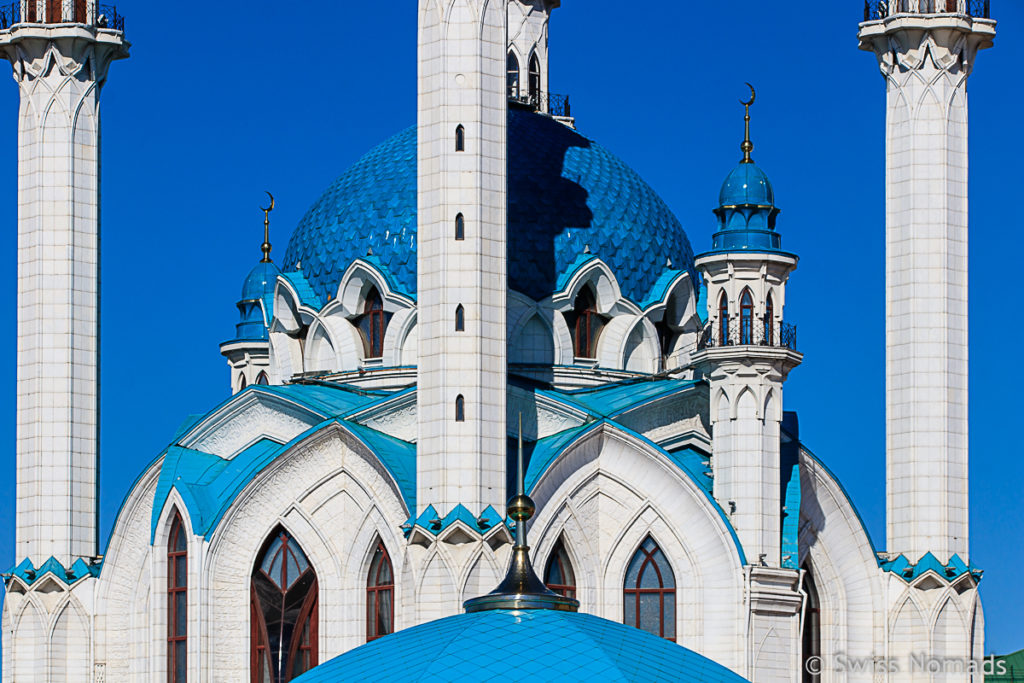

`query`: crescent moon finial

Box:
[260,191,275,263]
[740,82,756,108]
[739,83,756,164]
[261,191,275,213]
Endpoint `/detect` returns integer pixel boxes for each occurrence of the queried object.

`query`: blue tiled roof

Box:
[282,110,697,305]
[293,609,749,683]
[228,260,280,342]
[280,270,323,310]
[550,379,699,418]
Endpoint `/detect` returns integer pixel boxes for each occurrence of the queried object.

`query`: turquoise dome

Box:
[293,609,748,682]
[718,162,774,207]
[282,110,697,304]
[231,260,279,342]
[241,260,280,301]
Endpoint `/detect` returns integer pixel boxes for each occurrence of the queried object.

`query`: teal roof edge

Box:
[7,556,101,587]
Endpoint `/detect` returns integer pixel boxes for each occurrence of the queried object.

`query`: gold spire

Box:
[740,83,756,164]
[260,191,275,263]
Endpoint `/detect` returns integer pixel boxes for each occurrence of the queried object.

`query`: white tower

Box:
[859,0,995,564]
[416,0,509,516]
[0,2,128,566]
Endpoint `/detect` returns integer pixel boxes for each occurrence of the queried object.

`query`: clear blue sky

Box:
[0,0,1019,657]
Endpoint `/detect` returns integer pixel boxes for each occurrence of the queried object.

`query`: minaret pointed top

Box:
[260,191,275,263]
[740,83,756,164]
[463,414,580,613]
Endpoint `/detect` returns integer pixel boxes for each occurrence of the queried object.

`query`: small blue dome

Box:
[718,162,774,207]
[241,260,280,301]
[293,609,748,682]
[283,110,696,304]
[230,260,280,342]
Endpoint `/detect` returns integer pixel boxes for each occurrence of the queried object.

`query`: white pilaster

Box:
[0,16,128,565]
[859,11,994,564]
[417,0,508,516]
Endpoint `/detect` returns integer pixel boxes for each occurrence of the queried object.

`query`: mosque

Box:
[0,1,997,681]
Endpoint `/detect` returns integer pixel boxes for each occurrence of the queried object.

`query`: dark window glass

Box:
[168,513,187,683]
[251,528,318,683]
[455,395,465,422]
[46,0,60,22]
[455,213,465,241]
[238,375,247,392]
[356,287,390,358]
[256,372,270,386]
[740,289,754,345]
[455,305,465,332]
[507,52,520,98]
[802,566,822,683]
[764,293,775,346]
[528,53,541,104]
[623,537,676,641]
[567,287,604,359]
[455,125,465,152]
[719,292,729,345]
[544,541,577,599]
[366,542,395,642]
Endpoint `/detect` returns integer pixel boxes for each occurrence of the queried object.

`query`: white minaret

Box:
[0,2,128,566]
[416,0,508,516]
[859,0,995,564]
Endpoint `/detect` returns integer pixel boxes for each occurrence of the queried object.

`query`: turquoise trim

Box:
[880,552,983,584]
[405,504,507,538]
[280,270,324,310]
[639,269,687,311]
[8,556,101,586]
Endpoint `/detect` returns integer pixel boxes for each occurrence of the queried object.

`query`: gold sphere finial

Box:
[507,493,535,523]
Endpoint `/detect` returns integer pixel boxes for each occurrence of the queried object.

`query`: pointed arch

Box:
[544,538,577,599]
[256,371,270,386]
[455,124,465,152]
[366,539,395,642]
[718,291,729,345]
[455,304,465,332]
[455,212,465,240]
[356,285,388,358]
[567,286,605,359]
[168,511,188,682]
[801,565,821,683]
[740,288,754,345]
[506,50,520,98]
[528,51,541,103]
[764,291,775,346]
[51,599,90,681]
[250,526,319,682]
[623,536,676,641]
[13,601,46,681]
[455,395,466,422]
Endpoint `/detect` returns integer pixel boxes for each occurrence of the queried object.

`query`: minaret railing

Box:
[864,0,990,20]
[698,319,798,352]
[0,0,124,29]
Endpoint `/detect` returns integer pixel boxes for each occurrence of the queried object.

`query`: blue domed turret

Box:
[233,260,279,341]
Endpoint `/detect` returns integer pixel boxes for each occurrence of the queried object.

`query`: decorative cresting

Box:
[464,417,579,613]
[859,3,994,564]
[0,4,128,566]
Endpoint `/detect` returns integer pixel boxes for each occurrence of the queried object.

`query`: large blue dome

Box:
[283,110,696,304]
[293,609,748,682]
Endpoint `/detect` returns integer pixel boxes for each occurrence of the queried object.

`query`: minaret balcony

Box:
[0,1,124,31]
[508,88,571,118]
[698,318,798,353]
[864,0,990,20]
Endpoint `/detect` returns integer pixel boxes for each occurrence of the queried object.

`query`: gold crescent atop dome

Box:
[740,82,756,108]
[260,191,275,263]
[261,191,275,213]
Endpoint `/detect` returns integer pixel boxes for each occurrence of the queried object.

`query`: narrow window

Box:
[27,1,36,22]
[623,537,676,641]
[46,0,61,22]
[528,53,541,105]
[802,566,822,683]
[455,305,465,332]
[455,395,466,422]
[168,513,187,683]
[366,542,395,642]
[356,286,389,358]
[238,374,247,392]
[455,125,465,152]
[764,293,775,346]
[718,292,729,346]
[455,213,465,241]
[740,289,754,345]
[567,287,604,359]
[256,371,270,386]
[74,0,87,22]
[544,540,577,599]
[251,528,318,682]
[507,52,521,99]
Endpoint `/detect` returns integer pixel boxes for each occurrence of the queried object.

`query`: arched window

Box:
[764,293,775,346]
[256,371,270,386]
[251,528,318,683]
[238,374,247,392]
[357,286,388,358]
[544,540,577,599]
[366,542,394,642]
[168,513,187,683]
[740,289,754,345]
[455,305,465,332]
[718,292,729,346]
[455,125,465,152]
[528,53,541,105]
[568,287,604,359]
[802,566,822,683]
[623,537,676,641]
[455,395,466,422]
[507,52,520,99]
[455,213,465,241]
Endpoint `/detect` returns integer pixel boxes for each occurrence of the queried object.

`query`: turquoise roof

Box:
[708,162,784,253]
[282,110,697,305]
[8,556,101,587]
[719,163,774,206]
[229,260,280,342]
[293,609,749,683]
[280,270,323,310]
[879,552,983,584]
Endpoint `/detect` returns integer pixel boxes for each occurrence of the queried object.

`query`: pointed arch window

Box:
[356,286,389,359]
[455,305,465,332]
[740,289,754,345]
[507,52,521,99]
[366,542,394,642]
[455,213,465,241]
[544,540,577,599]
[764,293,775,347]
[802,566,822,683]
[623,537,676,641]
[718,292,729,346]
[455,395,466,422]
[567,287,604,359]
[238,374,248,392]
[528,53,541,105]
[455,125,465,152]
[251,528,318,683]
[256,371,270,386]
[168,513,187,683]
